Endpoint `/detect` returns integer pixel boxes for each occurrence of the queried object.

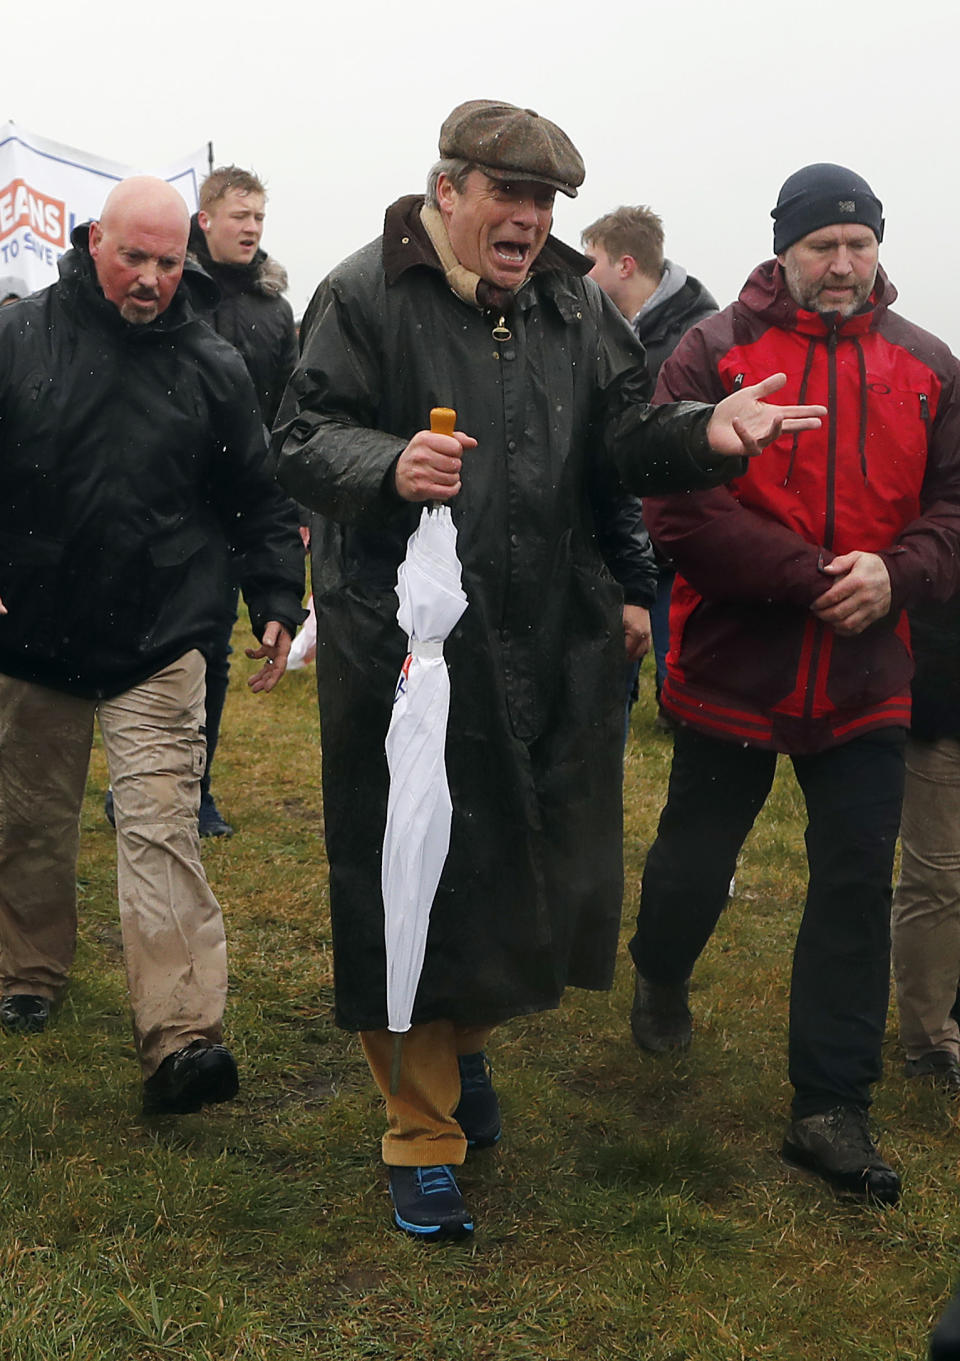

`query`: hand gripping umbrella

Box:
[382,408,468,1092]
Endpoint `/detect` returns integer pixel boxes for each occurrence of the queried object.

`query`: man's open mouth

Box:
[493,241,530,264]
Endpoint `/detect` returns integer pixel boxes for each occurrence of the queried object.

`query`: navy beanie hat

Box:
[771,163,884,254]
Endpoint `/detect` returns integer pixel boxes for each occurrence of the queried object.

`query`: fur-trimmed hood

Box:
[185,214,297,425]
[187,215,289,296]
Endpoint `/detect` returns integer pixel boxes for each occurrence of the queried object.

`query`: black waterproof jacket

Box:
[634,273,719,386]
[188,218,298,427]
[0,230,306,699]
[275,196,736,1031]
[908,596,960,740]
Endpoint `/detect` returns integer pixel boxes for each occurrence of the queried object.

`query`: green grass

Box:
[3,626,958,1360]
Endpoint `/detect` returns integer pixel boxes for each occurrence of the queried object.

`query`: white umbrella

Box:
[382,477,468,1091]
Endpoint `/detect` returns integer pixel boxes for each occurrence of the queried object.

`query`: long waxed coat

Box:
[0,230,306,700]
[276,197,735,1031]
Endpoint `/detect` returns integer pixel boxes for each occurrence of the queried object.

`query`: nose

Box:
[138,260,159,290]
[509,196,540,229]
[830,245,853,276]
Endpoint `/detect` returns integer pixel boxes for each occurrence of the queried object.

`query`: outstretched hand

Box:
[246,621,293,693]
[707,373,826,458]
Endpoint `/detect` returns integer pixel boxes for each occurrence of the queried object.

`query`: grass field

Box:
[1,638,957,1360]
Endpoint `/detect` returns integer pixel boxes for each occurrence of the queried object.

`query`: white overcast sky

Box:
[6,0,959,347]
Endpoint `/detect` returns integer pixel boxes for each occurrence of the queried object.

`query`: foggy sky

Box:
[6,0,958,348]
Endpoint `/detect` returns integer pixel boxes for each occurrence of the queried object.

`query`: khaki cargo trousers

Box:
[0,651,227,1076]
[892,735,960,1063]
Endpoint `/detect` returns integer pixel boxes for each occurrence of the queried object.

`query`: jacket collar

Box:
[187,214,289,297]
[62,222,217,336]
[382,194,593,315]
[739,257,896,338]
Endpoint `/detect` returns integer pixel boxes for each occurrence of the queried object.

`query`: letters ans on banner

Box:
[0,122,207,301]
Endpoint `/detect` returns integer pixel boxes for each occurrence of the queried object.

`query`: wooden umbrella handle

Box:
[427,408,458,511]
[430,407,457,436]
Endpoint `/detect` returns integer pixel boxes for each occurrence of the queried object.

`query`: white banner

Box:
[0,123,209,301]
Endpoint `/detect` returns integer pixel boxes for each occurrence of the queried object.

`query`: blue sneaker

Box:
[388,1165,474,1240]
[454,1051,501,1148]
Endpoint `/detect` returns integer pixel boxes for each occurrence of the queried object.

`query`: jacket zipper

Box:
[802,327,839,723]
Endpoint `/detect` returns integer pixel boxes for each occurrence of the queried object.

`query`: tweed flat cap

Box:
[439,100,585,198]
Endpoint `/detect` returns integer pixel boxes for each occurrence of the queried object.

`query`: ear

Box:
[620,254,637,278]
[197,210,211,233]
[436,173,457,222]
[88,221,102,259]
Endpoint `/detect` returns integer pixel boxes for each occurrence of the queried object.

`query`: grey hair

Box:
[425,158,476,207]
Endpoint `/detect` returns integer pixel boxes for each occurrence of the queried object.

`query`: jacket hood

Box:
[187,214,290,296]
[65,220,219,328]
[633,270,719,345]
[739,257,897,336]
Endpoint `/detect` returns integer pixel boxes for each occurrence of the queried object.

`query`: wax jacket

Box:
[274,195,737,1030]
[646,259,960,753]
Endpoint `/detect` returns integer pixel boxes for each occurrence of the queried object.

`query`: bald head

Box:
[89,176,190,324]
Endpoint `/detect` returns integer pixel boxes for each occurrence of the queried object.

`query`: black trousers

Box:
[629,725,906,1117]
[200,582,239,800]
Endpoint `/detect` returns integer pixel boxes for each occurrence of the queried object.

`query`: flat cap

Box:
[439,99,585,199]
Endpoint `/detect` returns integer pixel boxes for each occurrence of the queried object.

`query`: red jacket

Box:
[646,260,960,753]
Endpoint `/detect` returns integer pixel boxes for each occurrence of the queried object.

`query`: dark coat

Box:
[633,271,718,386]
[275,196,736,1031]
[908,595,960,740]
[633,269,719,575]
[188,218,298,427]
[0,229,306,700]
